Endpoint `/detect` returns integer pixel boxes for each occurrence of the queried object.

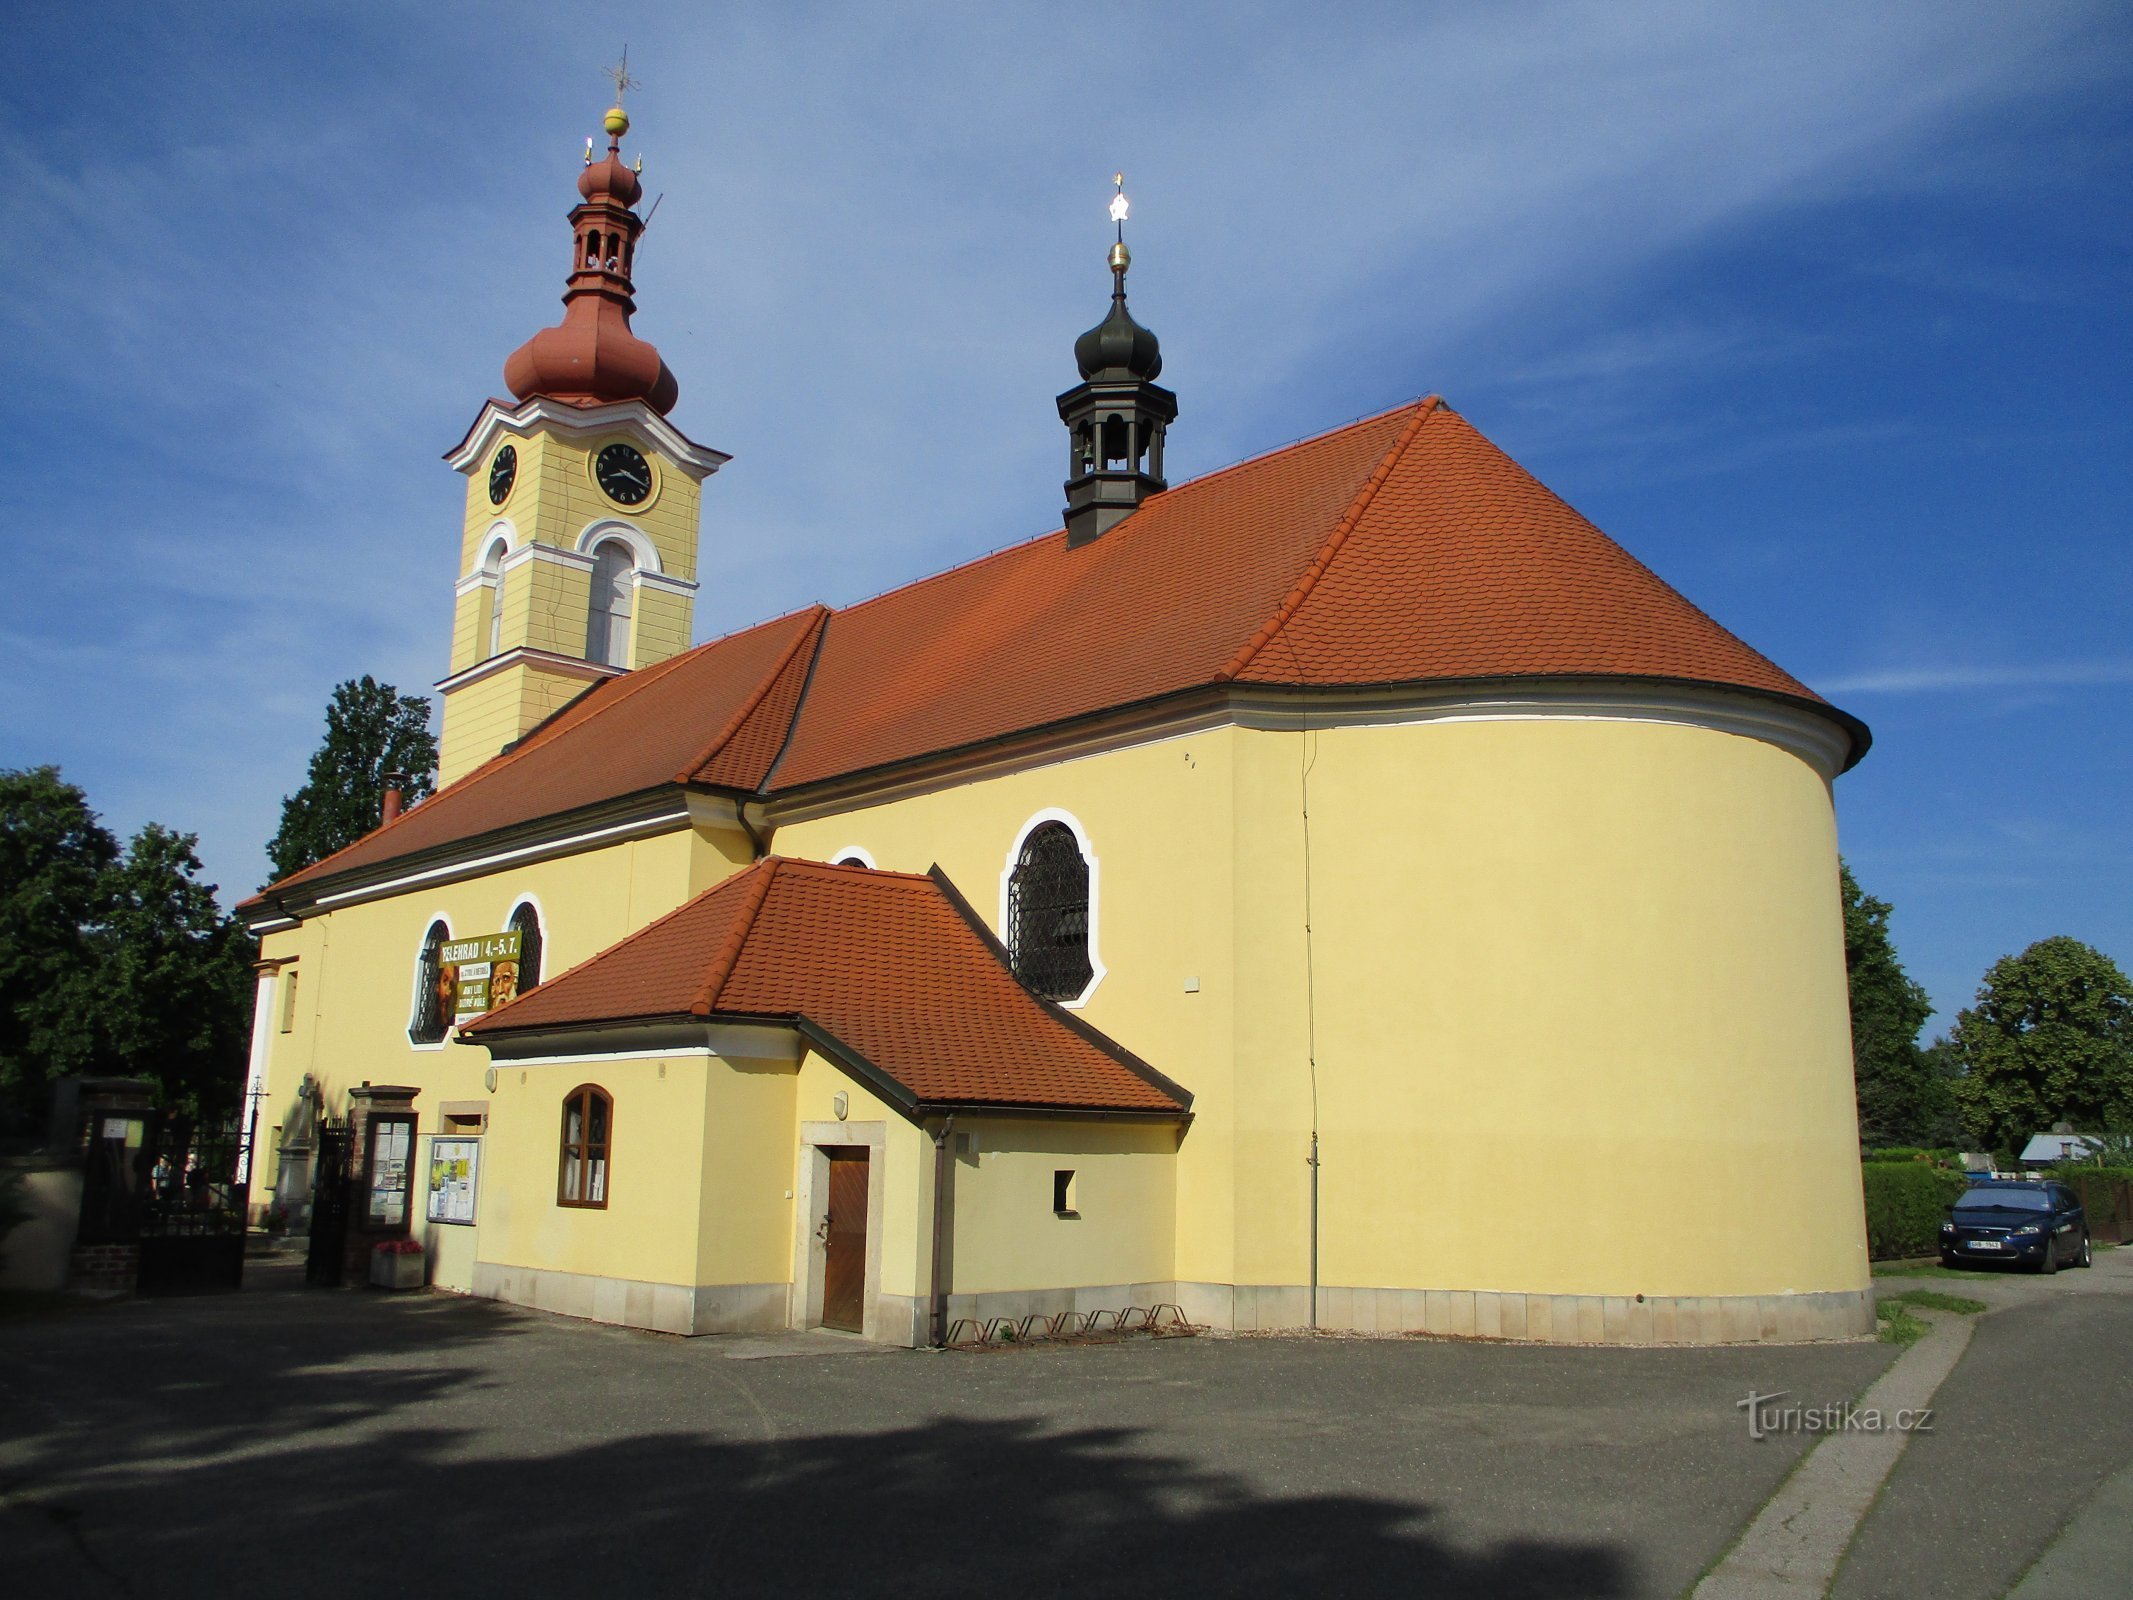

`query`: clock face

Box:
[595,442,653,506]
[487,444,517,506]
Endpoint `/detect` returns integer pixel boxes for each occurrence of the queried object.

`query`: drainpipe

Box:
[736,798,768,861]
[928,1114,956,1347]
[1308,1130,1320,1330]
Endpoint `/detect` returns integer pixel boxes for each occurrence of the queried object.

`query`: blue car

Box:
[1940,1179,2092,1272]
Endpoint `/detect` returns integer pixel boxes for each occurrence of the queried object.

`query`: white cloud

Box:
[1820,661,2133,695]
[0,0,2113,902]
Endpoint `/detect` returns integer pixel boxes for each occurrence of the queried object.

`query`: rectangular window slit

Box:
[1053,1169,1078,1217]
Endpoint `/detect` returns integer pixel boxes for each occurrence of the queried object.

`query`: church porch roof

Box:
[461,857,1191,1117]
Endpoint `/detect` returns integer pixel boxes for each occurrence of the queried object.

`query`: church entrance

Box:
[821,1147,871,1332]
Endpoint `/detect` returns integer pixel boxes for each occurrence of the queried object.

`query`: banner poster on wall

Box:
[428,1138,481,1225]
[443,930,523,1023]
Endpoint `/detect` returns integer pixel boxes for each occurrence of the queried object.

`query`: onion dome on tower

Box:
[503,98,679,415]
[1057,175,1178,547]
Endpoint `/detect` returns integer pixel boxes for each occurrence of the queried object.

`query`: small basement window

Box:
[1053,1169,1078,1217]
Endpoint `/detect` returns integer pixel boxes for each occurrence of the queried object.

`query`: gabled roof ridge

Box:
[779,856,937,887]
[470,862,762,1032]
[819,397,1439,630]
[1217,398,1439,683]
[690,856,783,1016]
[671,605,830,784]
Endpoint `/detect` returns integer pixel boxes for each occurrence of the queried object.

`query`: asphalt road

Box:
[1831,1248,2133,1599]
[0,1264,1897,1600]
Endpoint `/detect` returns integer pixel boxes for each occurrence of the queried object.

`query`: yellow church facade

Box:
[240,103,1873,1346]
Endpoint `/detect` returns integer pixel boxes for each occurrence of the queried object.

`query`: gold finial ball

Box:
[1109,240,1131,273]
[604,105,630,137]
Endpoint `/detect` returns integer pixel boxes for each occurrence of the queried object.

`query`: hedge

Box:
[1861,1162,1969,1260]
[2059,1169,2133,1235]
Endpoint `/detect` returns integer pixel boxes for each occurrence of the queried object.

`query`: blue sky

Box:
[1,2,2126,1032]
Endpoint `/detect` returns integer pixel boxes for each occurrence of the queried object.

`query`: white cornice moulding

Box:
[633,569,698,598]
[763,680,1848,825]
[434,646,625,695]
[241,791,749,928]
[446,396,732,479]
[474,1022,805,1065]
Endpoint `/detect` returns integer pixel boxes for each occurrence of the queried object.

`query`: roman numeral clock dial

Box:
[595,442,653,506]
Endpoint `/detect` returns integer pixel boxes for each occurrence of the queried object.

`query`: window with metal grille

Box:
[508,901,543,991]
[558,1085,611,1208]
[1007,822,1093,1000]
[409,920,451,1045]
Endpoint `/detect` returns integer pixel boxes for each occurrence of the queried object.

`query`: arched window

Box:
[483,538,508,659]
[410,920,452,1045]
[558,1085,612,1208]
[1006,823,1093,1001]
[586,541,634,668]
[507,901,544,993]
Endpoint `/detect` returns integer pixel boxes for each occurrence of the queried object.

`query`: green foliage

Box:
[2058,1170,2133,1231]
[1859,1161,1968,1260]
[0,767,255,1124]
[266,676,437,883]
[0,768,119,1114]
[1840,862,1947,1145]
[1949,937,2133,1152]
[1875,1301,1929,1346]
[1880,1288,1986,1315]
[101,824,256,1116]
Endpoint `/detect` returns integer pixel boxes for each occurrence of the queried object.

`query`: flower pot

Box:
[369,1246,425,1290]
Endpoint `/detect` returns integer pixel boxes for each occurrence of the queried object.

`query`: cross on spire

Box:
[604,48,641,104]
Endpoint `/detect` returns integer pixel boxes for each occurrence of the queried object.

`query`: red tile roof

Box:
[254,606,826,900]
[249,396,1860,907]
[463,857,1189,1115]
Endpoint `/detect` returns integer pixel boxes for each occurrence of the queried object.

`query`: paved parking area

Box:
[1831,1247,2133,1599]
[0,1264,1895,1600]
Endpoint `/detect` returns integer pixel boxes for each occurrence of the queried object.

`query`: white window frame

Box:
[998,807,1105,1009]
[503,893,549,990]
[830,846,877,869]
[408,911,456,1052]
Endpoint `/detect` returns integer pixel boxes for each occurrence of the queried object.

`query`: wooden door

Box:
[822,1148,870,1332]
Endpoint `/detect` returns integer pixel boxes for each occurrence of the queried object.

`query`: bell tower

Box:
[436,87,728,788]
[1057,176,1177,547]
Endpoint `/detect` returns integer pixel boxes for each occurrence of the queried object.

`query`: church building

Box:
[239,99,1876,1346]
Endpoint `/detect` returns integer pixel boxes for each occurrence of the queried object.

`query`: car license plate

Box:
[1968,1240,2005,1251]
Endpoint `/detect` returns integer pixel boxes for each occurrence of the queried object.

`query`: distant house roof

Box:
[2018,1133,2105,1164]
[244,396,1866,913]
[462,857,1190,1118]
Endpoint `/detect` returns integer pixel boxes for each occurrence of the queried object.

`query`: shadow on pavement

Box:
[0,1269,1632,1599]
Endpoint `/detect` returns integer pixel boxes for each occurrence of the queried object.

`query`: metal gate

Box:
[305,1119,353,1286]
[136,1110,254,1295]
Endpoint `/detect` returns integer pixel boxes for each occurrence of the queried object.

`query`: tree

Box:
[0,767,118,1117]
[266,677,437,882]
[1949,937,2133,1152]
[102,824,257,1117]
[1,770,258,1124]
[1839,860,1941,1144]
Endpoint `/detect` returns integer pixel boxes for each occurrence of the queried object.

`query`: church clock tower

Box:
[435,94,728,787]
